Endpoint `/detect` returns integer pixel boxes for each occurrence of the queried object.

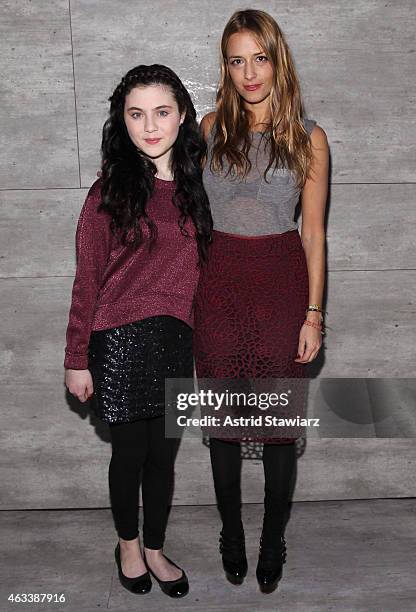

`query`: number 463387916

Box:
[8,593,66,603]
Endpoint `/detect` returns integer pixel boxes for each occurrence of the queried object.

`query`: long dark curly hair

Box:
[99,64,212,263]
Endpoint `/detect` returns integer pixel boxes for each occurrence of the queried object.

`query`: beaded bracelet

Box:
[303,319,325,335]
[306,310,324,324]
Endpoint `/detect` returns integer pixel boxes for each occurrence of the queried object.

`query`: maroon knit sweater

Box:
[64,178,199,370]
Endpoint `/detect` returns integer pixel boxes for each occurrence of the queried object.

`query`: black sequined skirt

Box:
[88,316,193,424]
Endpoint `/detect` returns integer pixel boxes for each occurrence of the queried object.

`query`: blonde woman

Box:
[194,10,329,593]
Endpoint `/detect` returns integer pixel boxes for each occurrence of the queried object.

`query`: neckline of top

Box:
[249,118,312,135]
[154,176,176,189]
[207,118,313,141]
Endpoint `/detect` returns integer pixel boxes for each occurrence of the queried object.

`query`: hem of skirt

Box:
[94,409,167,425]
[208,437,298,444]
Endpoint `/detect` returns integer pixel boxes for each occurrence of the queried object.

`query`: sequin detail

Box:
[88,316,193,424]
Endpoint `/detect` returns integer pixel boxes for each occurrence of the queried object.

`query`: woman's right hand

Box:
[65,369,94,403]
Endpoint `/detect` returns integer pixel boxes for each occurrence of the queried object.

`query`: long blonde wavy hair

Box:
[211,9,313,188]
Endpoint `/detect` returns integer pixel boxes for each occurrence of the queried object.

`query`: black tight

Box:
[209,438,296,541]
[108,415,177,548]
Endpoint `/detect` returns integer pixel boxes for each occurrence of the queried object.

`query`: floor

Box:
[2,499,415,611]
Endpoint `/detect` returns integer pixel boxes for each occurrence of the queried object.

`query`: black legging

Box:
[209,438,296,542]
[108,415,177,548]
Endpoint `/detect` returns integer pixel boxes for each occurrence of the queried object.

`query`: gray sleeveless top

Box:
[203,118,316,235]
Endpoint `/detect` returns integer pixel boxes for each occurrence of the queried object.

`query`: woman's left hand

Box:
[294,323,322,363]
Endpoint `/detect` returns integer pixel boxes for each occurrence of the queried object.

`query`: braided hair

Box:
[99,64,212,263]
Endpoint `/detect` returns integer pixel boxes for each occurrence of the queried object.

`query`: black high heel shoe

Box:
[114,543,152,594]
[219,529,248,585]
[256,534,287,594]
[143,552,189,598]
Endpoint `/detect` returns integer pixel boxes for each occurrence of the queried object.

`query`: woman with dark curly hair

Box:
[194,9,329,594]
[64,64,212,599]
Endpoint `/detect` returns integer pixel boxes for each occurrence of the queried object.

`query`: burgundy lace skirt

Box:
[193,229,309,445]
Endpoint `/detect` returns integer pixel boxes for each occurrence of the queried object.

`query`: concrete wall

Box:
[1,0,415,510]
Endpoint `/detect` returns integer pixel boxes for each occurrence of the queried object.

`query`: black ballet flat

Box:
[144,552,189,598]
[114,543,152,594]
[256,534,287,594]
[219,529,248,585]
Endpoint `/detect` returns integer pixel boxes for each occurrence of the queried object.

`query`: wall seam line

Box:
[68,0,82,188]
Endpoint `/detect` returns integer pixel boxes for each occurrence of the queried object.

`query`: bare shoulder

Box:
[310,124,328,149]
[200,111,217,141]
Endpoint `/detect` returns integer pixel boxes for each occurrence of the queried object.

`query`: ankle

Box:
[259,534,286,563]
[119,536,140,550]
[260,529,285,546]
[119,538,142,557]
[221,520,244,536]
[143,547,163,559]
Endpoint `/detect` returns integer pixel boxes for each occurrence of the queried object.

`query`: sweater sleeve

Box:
[64,180,111,369]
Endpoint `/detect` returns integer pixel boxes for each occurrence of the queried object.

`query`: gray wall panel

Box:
[0,1,79,188]
[319,270,416,377]
[0,277,73,383]
[1,274,415,508]
[0,189,87,278]
[2,381,416,509]
[70,0,416,185]
[1,184,414,279]
[1,272,413,385]
[70,0,218,185]
[2,393,415,508]
[0,386,110,509]
[326,185,416,271]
